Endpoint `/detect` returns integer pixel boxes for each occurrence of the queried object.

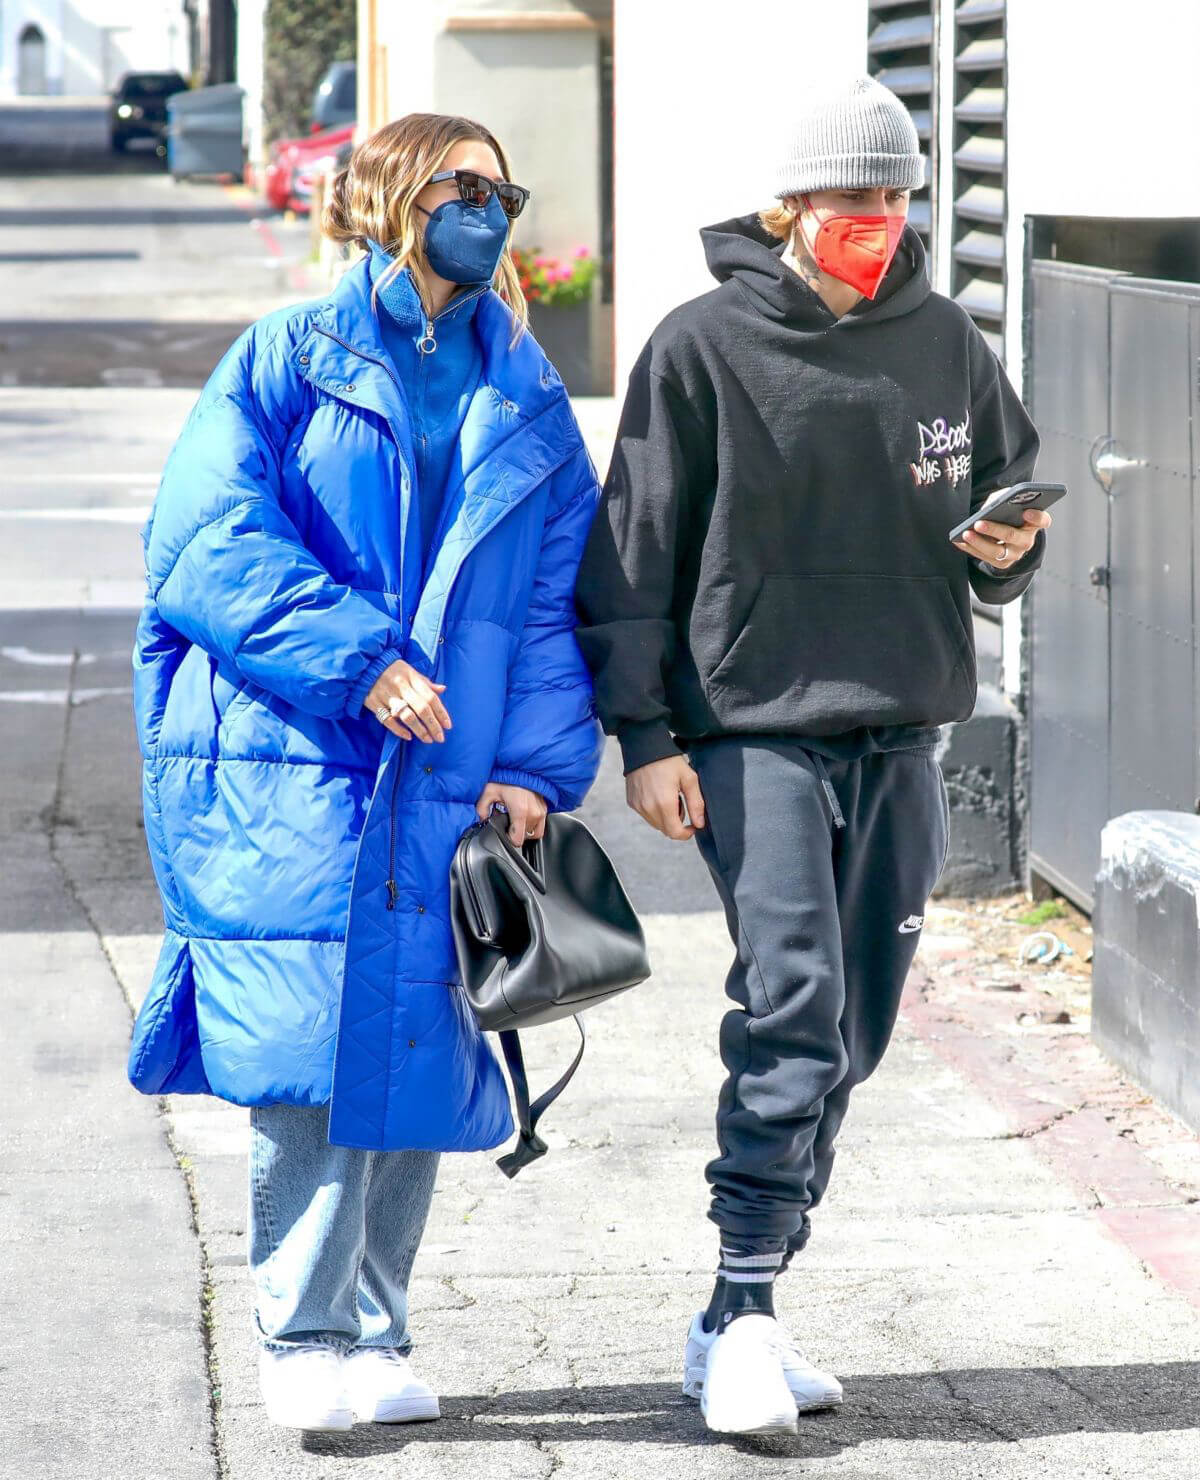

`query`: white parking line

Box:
[0,686,132,703]
[0,506,151,522]
[1,646,96,666]
[2,473,160,484]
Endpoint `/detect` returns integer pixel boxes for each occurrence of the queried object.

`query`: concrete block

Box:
[1093,811,1200,1130]
[935,683,1018,897]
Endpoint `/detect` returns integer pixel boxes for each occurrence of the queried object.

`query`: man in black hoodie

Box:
[575,76,1051,1437]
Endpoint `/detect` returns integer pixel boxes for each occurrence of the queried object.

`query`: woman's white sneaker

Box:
[343,1347,440,1424]
[696,1313,800,1435]
[684,1311,844,1416]
[258,1342,354,1431]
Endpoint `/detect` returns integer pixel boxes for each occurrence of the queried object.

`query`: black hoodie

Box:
[575,214,1042,774]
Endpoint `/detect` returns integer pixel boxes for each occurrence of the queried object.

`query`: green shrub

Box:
[1017,898,1068,927]
[263,0,355,144]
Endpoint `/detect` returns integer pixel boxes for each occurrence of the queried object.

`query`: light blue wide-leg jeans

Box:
[248,1103,441,1355]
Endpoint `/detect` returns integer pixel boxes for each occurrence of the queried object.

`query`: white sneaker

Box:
[343,1347,440,1424]
[258,1342,354,1432]
[685,1311,843,1422]
[694,1313,799,1435]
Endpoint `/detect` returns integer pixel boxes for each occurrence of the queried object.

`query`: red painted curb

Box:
[901,968,1200,1313]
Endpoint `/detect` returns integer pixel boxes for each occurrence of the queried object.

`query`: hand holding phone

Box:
[948,481,1066,544]
[949,481,1064,570]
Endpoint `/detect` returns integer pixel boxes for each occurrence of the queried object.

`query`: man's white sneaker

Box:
[258,1342,354,1432]
[683,1311,843,1414]
[343,1347,440,1424]
[695,1313,800,1435]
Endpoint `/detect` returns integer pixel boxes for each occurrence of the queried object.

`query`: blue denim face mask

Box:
[419,193,509,285]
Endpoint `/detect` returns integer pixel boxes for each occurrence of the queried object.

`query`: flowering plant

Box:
[512,245,597,307]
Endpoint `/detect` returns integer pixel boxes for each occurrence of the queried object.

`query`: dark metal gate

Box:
[1028,262,1200,910]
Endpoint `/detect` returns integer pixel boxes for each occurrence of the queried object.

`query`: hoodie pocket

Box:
[704,573,976,732]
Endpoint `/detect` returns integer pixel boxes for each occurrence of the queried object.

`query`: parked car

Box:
[263,123,354,213]
[311,61,356,132]
[110,71,189,152]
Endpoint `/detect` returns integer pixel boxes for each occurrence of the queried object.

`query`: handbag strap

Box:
[495,1015,587,1179]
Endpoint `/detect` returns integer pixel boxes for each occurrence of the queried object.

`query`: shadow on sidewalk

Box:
[295,1362,1200,1457]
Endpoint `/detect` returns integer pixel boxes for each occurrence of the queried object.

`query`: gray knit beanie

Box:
[775,75,925,197]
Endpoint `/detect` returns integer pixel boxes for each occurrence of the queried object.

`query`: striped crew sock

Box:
[701,1242,787,1333]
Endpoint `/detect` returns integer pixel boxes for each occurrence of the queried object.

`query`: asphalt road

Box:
[0,100,314,387]
[0,96,160,173]
[2,101,1198,1480]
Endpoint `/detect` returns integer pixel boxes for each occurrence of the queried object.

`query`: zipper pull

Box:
[385,878,398,910]
[417,321,437,355]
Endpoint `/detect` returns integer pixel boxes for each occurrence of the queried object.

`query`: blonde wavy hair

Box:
[324,112,528,344]
[760,197,801,243]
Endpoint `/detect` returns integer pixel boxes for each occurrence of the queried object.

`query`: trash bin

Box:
[167,83,244,179]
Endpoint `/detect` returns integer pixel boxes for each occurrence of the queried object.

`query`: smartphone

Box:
[948,481,1067,544]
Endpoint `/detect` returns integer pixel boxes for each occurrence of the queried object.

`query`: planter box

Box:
[527,299,593,396]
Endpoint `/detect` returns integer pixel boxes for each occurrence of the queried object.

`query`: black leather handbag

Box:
[449,810,651,1177]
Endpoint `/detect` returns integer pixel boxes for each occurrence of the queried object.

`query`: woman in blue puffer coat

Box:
[127,114,604,1431]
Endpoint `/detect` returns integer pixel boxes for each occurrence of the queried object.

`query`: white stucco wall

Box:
[237,0,267,173]
[360,1,601,266]
[1000,0,1200,690]
[434,27,600,262]
[612,0,867,388]
[1004,0,1200,380]
[0,0,187,98]
[359,0,438,130]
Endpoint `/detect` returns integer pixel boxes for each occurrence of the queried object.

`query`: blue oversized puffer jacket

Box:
[126,256,605,1152]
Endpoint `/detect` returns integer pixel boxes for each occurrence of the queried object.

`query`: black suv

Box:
[110,71,190,153]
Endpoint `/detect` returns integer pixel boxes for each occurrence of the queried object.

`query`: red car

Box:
[263,123,354,213]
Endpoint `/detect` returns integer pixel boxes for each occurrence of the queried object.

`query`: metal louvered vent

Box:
[952,0,1006,357]
[867,0,937,262]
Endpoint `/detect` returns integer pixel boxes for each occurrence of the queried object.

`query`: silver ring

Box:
[374,705,390,723]
[996,543,1009,563]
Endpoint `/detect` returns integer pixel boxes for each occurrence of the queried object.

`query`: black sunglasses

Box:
[429,169,531,220]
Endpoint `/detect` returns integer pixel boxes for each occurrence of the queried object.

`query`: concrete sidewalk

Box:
[8,654,1198,1478]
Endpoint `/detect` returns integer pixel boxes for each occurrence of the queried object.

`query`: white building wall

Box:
[360,2,602,260]
[435,27,600,268]
[1003,0,1200,385]
[996,0,1200,692]
[0,0,187,98]
[238,0,268,174]
[359,0,438,129]
[612,0,867,388]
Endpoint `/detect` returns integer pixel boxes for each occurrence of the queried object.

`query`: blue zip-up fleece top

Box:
[369,243,484,564]
[126,252,605,1152]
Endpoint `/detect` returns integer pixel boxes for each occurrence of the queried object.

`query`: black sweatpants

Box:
[688,736,949,1254]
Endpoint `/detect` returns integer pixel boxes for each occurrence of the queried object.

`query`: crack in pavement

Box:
[486,1302,551,1400]
[440,1275,477,1311]
[997,1102,1091,1140]
[530,1432,566,1478]
[938,1370,1017,1443]
[1051,1366,1110,1421]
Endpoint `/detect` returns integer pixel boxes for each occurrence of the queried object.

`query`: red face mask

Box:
[798,194,906,300]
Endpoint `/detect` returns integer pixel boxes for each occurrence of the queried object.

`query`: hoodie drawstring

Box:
[808,752,846,830]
